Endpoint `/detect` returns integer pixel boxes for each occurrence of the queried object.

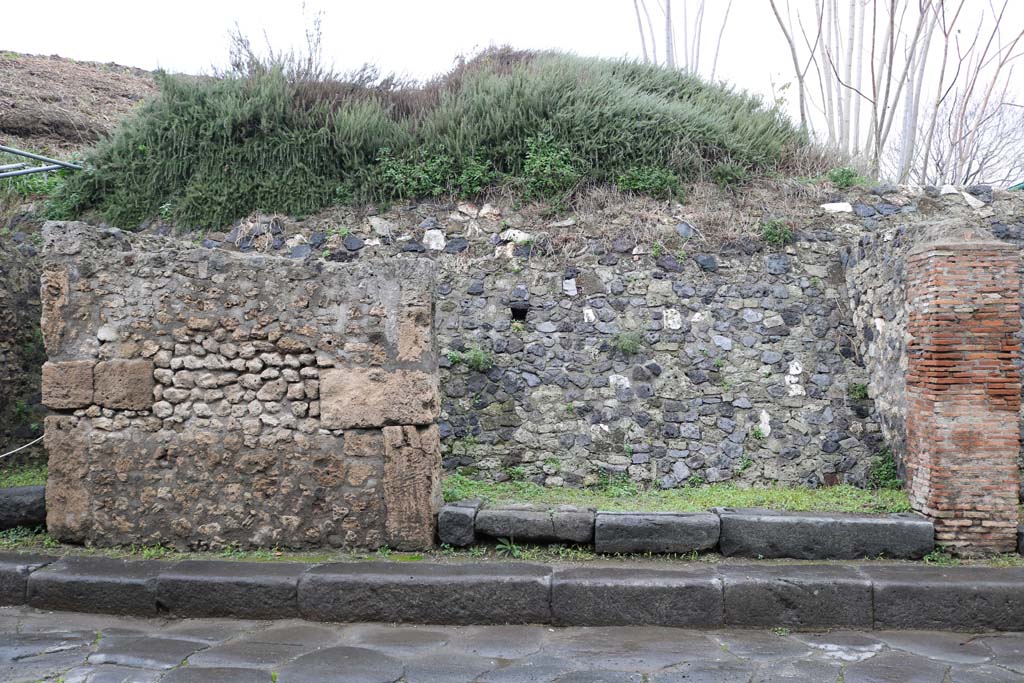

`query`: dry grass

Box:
[0,52,155,155]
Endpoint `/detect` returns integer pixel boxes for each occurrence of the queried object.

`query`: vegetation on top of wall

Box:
[52,45,806,230]
[442,473,912,514]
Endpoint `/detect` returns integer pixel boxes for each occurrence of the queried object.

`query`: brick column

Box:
[905,240,1021,555]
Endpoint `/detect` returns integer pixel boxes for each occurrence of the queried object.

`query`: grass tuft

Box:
[0,461,47,488]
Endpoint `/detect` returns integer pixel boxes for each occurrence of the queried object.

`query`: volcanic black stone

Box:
[437,500,481,547]
[157,560,307,618]
[694,254,718,272]
[552,567,723,627]
[0,485,46,530]
[298,562,552,624]
[594,512,719,554]
[721,565,872,628]
[716,508,934,560]
[28,557,161,616]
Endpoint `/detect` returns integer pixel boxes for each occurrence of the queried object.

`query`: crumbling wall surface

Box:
[40,222,440,550]
[0,238,44,453]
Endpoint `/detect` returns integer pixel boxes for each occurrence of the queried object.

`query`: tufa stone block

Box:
[94,359,155,410]
[320,368,439,429]
[41,360,94,409]
[383,425,442,550]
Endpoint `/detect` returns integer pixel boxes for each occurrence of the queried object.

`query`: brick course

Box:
[905,241,1021,554]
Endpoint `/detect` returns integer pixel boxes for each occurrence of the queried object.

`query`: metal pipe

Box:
[0,164,64,179]
[0,163,27,172]
[0,144,82,170]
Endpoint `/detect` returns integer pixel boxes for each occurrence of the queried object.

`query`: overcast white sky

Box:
[3,1,796,100]
[5,0,1022,133]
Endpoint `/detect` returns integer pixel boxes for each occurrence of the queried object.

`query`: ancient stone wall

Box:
[434,228,880,489]
[0,238,44,455]
[40,222,441,550]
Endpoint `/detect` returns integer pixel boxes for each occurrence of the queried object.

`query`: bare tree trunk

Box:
[709,0,733,81]
[852,0,866,155]
[817,0,837,145]
[665,0,676,68]
[641,0,658,64]
[633,0,650,63]
[841,0,856,154]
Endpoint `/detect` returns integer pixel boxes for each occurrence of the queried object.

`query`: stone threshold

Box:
[3,553,1024,631]
[440,501,937,560]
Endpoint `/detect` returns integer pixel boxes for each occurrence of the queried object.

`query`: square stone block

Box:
[94,359,155,410]
[41,360,94,409]
[320,367,439,429]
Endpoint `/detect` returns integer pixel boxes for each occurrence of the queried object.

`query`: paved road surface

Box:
[2,606,1023,682]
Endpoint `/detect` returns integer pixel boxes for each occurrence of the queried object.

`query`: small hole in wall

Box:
[510,304,529,321]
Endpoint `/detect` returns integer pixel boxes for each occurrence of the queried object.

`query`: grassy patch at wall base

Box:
[442,474,911,514]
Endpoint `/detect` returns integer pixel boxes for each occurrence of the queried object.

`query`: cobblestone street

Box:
[3,606,1023,682]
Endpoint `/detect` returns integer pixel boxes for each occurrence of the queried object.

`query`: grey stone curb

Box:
[441,502,936,560]
[5,552,1024,631]
[0,485,46,531]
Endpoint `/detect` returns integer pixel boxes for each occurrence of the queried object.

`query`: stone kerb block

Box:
[551,567,723,627]
[320,367,439,429]
[721,565,872,628]
[41,360,95,409]
[716,508,935,560]
[93,359,155,409]
[437,500,482,546]
[475,505,595,544]
[594,512,720,554]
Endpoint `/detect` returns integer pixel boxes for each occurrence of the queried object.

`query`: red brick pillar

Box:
[906,239,1021,555]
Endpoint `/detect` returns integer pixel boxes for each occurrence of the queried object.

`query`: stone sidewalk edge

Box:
[3,553,1024,632]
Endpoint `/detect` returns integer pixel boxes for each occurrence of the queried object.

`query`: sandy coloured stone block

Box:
[41,360,95,409]
[44,415,92,542]
[93,359,155,410]
[383,424,442,550]
[397,305,432,362]
[319,368,439,429]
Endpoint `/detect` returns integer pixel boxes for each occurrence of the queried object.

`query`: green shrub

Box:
[449,346,494,372]
[54,49,803,229]
[848,382,869,400]
[761,218,793,247]
[711,162,749,188]
[521,133,581,200]
[868,448,902,490]
[827,166,862,189]
[615,166,682,199]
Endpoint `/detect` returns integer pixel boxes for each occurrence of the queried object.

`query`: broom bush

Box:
[55,48,804,229]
